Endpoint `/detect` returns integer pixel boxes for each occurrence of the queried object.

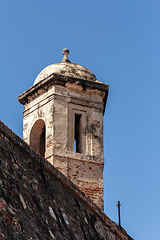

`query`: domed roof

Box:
[34,49,97,85]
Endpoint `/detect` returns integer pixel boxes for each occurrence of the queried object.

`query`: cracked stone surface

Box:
[0,120,133,240]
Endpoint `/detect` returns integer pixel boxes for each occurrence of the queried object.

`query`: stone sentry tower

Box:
[18,49,109,210]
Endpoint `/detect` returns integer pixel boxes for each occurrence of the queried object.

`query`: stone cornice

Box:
[17,73,109,114]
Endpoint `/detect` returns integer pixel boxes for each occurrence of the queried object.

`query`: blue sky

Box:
[0,1,160,239]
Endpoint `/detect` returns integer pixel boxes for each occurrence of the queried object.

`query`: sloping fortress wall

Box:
[0,120,133,240]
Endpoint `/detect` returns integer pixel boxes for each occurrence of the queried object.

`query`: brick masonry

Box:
[0,120,133,240]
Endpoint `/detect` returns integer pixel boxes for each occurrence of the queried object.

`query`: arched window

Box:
[30,119,46,157]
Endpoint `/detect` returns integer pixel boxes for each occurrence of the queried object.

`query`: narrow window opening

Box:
[74,113,82,153]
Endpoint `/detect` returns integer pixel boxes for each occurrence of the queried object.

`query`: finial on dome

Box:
[61,48,71,63]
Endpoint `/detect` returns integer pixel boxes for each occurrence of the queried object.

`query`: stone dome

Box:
[34,49,97,85]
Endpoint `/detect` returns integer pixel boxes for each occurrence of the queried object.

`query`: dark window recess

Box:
[74,114,82,153]
[40,126,46,157]
[30,119,46,158]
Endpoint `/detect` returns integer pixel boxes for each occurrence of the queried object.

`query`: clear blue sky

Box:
[0,1,159,239]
